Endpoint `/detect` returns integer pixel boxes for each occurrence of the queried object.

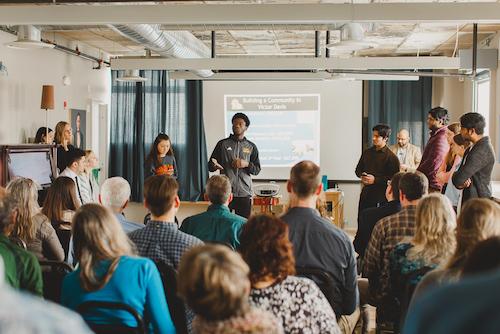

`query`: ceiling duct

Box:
[5,25,54,49]
[110,24,213,78]
[326,23,377,55]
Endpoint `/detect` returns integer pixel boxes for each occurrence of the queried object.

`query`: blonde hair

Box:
[55,121,70,145]
[446,199,500,271]
[178,244,250,321]
[407,193,456,265]
[72,204,134,292]
[6,178,40,243]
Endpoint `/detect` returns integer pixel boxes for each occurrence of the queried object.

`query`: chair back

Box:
[295,266,337,309]
[77,300,146,334]
[52,224,71,261]
[39,260,73,303]
[154,260,189,334]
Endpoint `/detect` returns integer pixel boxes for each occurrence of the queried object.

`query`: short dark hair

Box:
[399,171,428,201]
[289,161,320,198]
[67,149,86,168]
[453,134,467,146]
[429,107,449,125]
[460,112,486,135]
[34,127,53,144]
[144,175,178,216]
[372,124,391,139]
[390,172,405,199]
[206,175,232,205]
[231,113,250,127]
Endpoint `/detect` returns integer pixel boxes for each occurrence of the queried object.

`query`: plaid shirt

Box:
[128,221,203,270]
[362,206,417,304]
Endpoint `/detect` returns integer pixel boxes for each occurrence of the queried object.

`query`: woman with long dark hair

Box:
[144,133,177,179]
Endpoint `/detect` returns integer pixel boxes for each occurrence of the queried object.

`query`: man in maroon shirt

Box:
[417,107,450,192]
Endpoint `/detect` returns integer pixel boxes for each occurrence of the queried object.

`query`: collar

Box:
[0,235,9,243]
[62,168,78,178]
[229,134,247,142]
[372,145,389,153]
[287,206,320,216]
[207,204,230,212]
[430,126,447,136]
[148,220,178,229]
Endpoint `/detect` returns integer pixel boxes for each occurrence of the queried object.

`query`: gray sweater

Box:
[452,136,495,203]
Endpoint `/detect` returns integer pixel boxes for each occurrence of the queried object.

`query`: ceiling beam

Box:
[111,56,460,71]
[1,3,500,25]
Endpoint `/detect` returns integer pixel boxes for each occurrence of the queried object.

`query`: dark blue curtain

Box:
[367,77,433,150]
[109,70,208,201]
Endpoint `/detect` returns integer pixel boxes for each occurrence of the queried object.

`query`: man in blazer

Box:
[390,129,422,172]
[452,112,495,204]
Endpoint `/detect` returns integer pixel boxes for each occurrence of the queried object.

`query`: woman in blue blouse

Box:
[61,204,176,334]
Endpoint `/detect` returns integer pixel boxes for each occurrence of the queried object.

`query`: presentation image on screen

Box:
[8,151,53,186]
[225,94,320,167]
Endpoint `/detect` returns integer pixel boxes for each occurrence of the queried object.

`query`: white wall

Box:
[0,30,111,151]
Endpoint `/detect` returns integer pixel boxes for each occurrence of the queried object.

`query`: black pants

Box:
[229,197,252,218]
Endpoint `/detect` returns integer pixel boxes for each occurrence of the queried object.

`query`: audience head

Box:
[372,124,391,148]
[178,244,250,321]
[0,188,15,235]
[143,175,179,218]
[287,160,321,202]
[205,175,232,205]
[447,199,500,271]
[462,237,500,277]
[147,134,174,166]
[100,177,131,212]
[451,134,469,158]
[398,171,428,205]
[55,121,72,145]
[427,107,449,130]
[66,148,86,172]
[34,127,54,144]
[84,150,99,172]
[409,193,456,264]
[386,172,404,202]
[396,129,410,148]
[239,214,295,286]
[42,176,80,222]
[460,112,486,141]
[446,123,461,144]
[72,204,134,291]
[6,178,40,242]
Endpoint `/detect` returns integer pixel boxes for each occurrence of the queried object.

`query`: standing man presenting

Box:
[390,129,422,172]
[355,124,400,215]
[209,113,261,218]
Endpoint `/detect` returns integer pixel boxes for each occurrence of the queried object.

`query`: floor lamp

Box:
[40,85,54,143]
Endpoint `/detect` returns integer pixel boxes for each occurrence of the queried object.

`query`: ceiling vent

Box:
[326,23,377,54]
[116,69,148,82]
[5,25,55,50]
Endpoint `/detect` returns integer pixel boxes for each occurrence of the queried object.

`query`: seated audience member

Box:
[403,269,500,334]
[281,161,358,334]
[0,257,92,334]
[178,244,283,334]
[0,187,43,296]
[99,177,142,234]
[354,172,404,260]
[42,177,80,229]
[412,198,500,299]
[362,171,428,325]
[61,204,175,334]
[442,134,469,210]
[59,149,86,205]
[389,129,422,172]
[128,175,202,268]
[7,178,64,262]
[389,193,456,327]
[78,150,99,204]
[54,121,76,173]
[34,126,54,144]
[461,237,500,277]
[452,112,495,205]
[240,214,340,334]
[180,175,246,249]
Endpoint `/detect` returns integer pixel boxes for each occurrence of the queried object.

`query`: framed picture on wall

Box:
[70,108,86,150]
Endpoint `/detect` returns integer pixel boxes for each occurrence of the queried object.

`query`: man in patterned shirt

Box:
[129,175,203,269]
[361,171,428,327]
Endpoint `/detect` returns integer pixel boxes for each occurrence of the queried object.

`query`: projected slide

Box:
[225,94,320,167]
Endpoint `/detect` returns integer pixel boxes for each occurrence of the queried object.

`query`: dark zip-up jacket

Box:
[208,134,261,197]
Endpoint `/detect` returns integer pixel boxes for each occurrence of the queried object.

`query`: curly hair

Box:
[239,214,295,286]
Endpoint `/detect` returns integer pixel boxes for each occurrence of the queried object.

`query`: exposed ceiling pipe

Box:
[109,24,213,78]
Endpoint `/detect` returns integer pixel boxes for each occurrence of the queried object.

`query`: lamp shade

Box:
[40,85,54,110]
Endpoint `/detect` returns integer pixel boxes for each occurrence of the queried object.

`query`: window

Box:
[473,71,490,136]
